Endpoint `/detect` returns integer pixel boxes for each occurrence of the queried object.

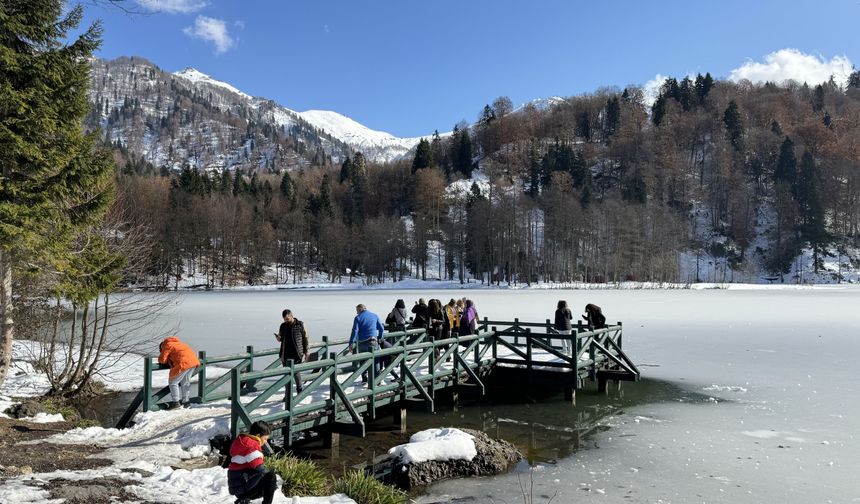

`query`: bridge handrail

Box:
[118,320,633,434]
[229,330,500,437]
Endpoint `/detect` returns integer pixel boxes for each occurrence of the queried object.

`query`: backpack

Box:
[385,310,396,325]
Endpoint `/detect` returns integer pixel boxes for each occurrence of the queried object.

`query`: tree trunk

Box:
[0,249,13,387]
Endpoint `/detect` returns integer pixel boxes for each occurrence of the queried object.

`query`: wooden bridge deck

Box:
[118,319,639,445]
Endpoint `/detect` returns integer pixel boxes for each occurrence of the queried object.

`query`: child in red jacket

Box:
[227,421,277,504]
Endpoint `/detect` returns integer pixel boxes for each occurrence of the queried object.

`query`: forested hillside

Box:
[105,68,860,288]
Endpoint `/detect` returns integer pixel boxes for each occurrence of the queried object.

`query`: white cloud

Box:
[729,49,853,87]
[183,16,235,55]
[135,0,207,14]
[234,20,245,30]
[642,74,668,107]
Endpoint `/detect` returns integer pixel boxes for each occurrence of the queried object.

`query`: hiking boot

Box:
[166,401,181,410]
[181,400,191,409]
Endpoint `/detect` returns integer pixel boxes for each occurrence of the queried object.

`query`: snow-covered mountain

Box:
[173,67,253,100]
[296,110,426,163]
[89,57,563,170]
[171,66,424,163]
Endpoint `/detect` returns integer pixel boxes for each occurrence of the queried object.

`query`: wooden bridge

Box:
[117,318,639,445]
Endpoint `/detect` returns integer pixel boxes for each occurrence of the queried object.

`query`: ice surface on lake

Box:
[115,287,860,502]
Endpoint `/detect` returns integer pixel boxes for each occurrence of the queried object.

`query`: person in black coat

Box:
[411,298,429,329]
[583,303,607,330]
[275,309,309,394]
[554,300,573,352]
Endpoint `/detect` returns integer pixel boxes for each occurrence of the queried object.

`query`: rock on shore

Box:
[390,428,521,489]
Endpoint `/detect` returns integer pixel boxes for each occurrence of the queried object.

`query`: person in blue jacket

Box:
[349,304,384,383]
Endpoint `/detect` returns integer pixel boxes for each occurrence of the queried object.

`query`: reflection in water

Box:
[94,377,713,472]
[401,377,707,465]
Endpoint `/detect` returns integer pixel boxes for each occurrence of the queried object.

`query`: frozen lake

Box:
[140,287,859,503]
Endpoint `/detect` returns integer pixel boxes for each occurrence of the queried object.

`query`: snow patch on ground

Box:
[20,412,65,424]
[388,428,477,464]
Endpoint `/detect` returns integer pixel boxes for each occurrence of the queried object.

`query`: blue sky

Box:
[81,0,859,137]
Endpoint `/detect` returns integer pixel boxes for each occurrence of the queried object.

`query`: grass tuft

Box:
[265,455,331,497]
[333,470,407,504]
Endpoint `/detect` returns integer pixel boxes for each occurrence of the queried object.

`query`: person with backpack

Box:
[386,299,409,331]
[227,421,277,504]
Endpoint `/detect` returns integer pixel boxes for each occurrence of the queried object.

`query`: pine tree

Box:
[220,169,231,194]
[453,128,474,178]
[0,1,115,386]
[651,95,667,126]
[430,130,447,174]
[412,138,432,172]
[796,151,827,271]
[774,136,797,185]
[723,100,744,152]
[695,72,714,104]
[232,170,246,196]
[339,156,353,183]
[849,69,860,89]
[348,152,368,225]
[604,97,620,139]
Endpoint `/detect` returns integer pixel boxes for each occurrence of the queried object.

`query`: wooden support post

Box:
[597,377,608,395]
[325,431,340,460]
[514,317,520,345]
[564,387,576,405]
[283,359,294,446]
[525,329,532,385]
[230,368,241,438]
[429,340,436,400]
[245,345,255,391]
[142,357,154,412]
[197,351,207,403]
[575,320,583,356]
[452,344,460,410]
[369,346,377,420]
[491,327,498,360]
[393,406,407,434]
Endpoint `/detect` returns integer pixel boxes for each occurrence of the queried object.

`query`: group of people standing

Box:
[390,297,479,338]
[553,301,607,351]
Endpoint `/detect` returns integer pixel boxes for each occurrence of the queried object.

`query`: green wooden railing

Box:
[229,330,497,440]
[116,328,425,428]
[118,319,637,438]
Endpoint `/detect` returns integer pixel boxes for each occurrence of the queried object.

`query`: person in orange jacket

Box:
[158,336,200,409]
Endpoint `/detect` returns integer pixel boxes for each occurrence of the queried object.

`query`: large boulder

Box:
[6,401,46,419]
[390,428,521,489]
